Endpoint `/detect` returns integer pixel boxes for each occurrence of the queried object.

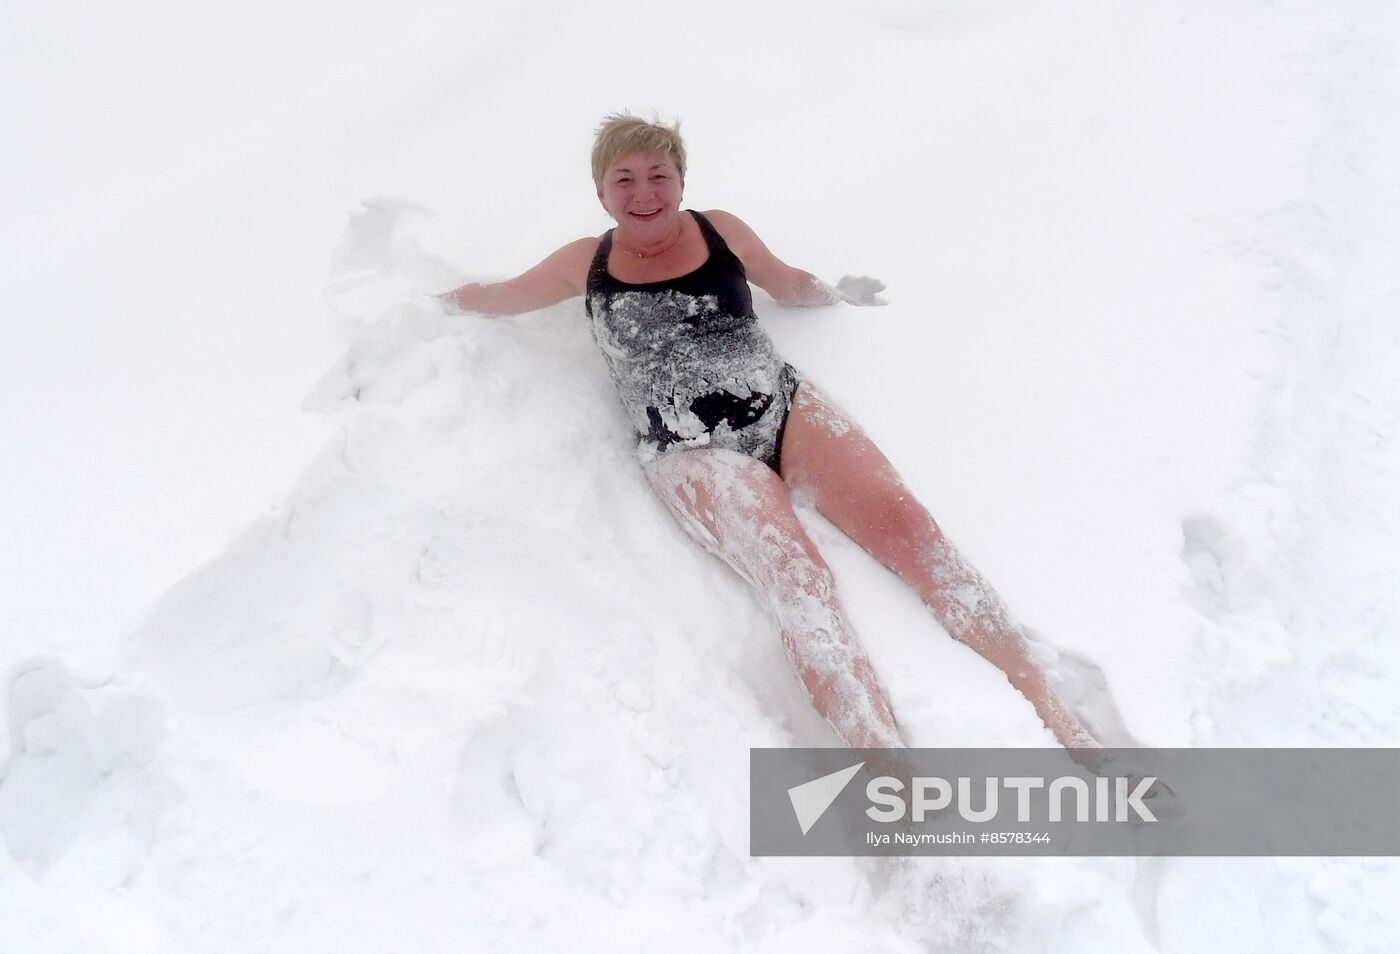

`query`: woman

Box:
[438,113,1104,767]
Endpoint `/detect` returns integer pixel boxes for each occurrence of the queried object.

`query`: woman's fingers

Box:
[835,275,888,306]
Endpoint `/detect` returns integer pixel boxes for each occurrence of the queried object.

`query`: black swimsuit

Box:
[585,210,802,474]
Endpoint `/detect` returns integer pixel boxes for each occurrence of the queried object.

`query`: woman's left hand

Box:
[835,275,888,306]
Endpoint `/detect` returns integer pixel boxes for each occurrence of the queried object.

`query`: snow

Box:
[3,0,1398,950]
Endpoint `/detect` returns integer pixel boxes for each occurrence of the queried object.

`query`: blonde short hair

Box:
[591,112,687,187]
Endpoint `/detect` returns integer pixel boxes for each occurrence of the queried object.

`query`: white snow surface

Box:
[3,1,1399,951]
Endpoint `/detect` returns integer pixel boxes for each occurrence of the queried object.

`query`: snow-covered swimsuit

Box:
[585,210,802,474]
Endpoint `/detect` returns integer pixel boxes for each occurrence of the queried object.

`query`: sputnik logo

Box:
[787,762,865,835]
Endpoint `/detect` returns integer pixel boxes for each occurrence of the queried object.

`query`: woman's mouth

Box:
[629,209,661,219]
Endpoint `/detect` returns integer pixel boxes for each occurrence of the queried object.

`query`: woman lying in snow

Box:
[438,112,1112,772]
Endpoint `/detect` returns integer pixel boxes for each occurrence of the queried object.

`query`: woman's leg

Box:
[644,447,905,750]
[778,382,1103,761]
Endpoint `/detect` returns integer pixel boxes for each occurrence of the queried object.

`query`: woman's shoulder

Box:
[694,209,763,262]
[694,208,743,233]
[562,234,605,255]
[555,235,604,286]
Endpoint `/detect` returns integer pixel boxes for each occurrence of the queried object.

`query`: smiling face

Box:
[597,149,684,237]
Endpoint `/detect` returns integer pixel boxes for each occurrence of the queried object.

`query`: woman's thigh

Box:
[643,447,827,586]
[778,381,942,573]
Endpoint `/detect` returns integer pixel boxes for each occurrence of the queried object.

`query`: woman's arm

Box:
[437,237,597,316]
[702,209,885,307]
